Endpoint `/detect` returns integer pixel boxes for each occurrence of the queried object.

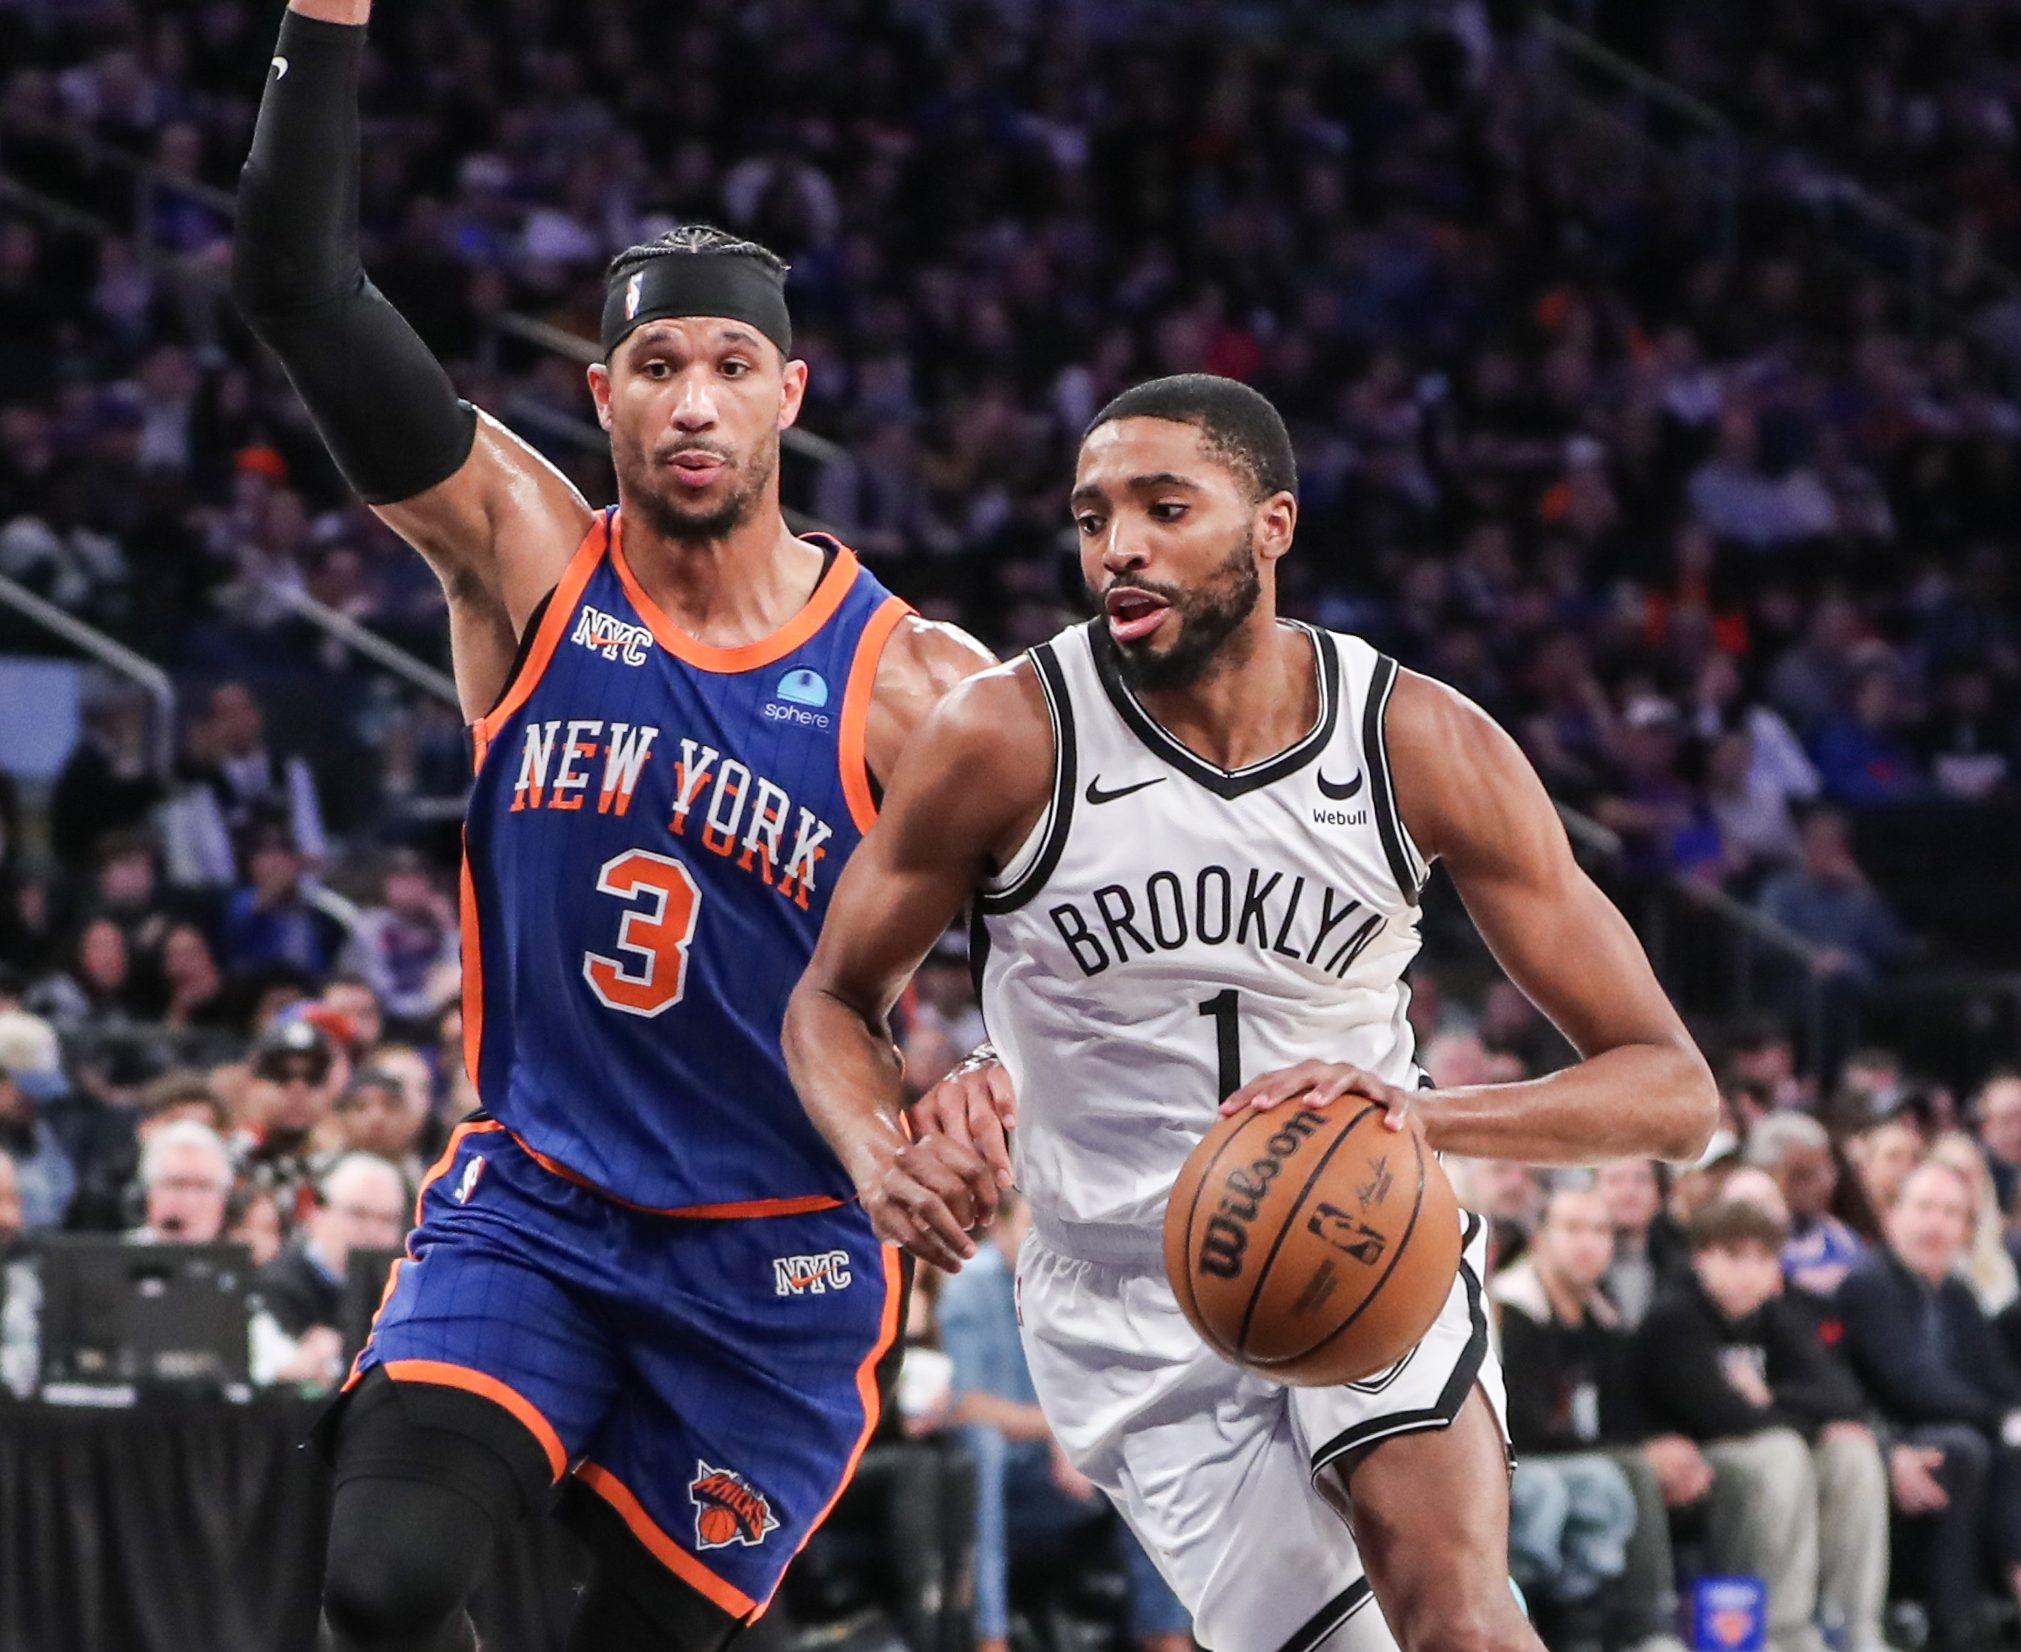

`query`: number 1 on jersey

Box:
[1198,989,1243,1100]
[583,848,701,1018]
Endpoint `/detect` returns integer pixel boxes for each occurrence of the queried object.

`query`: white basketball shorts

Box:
[1017,1210,1506,1652]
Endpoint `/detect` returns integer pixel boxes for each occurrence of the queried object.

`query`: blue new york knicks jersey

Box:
[463,506,909,1213]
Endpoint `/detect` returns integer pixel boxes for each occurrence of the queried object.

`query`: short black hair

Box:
[1085,374,1297,501]
[605,223,789,290]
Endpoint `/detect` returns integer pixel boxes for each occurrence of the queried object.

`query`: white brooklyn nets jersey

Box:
[976,619,1506,1652]
[977,616,1430,1246]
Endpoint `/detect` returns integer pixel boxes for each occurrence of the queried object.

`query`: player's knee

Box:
[1391,1595,1538,1652]
[323,1484,492,1651]
[322,1535,472,1652]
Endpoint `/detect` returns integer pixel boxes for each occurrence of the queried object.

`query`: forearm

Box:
[233,4,474,503]
[1419,1039,1714,1165]
[782,980,909,1195]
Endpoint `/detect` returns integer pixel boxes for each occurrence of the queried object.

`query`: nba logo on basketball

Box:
[690,1462,780,1550]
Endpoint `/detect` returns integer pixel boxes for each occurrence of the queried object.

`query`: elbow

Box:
[1658,1045,1720,1164]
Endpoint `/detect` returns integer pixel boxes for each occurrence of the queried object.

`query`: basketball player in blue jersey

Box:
[233,4,1010,1648]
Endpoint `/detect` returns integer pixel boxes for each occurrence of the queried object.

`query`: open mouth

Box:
[1103,586,1171,644]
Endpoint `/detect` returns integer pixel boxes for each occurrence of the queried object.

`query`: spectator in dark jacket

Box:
[1839,1159,2021,1650]
[251,1151,404,1390]
[1490,1188,1647,1637]
[1636,1200,1889,1652]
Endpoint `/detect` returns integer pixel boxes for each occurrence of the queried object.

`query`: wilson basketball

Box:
[1163,1102,1462,1385]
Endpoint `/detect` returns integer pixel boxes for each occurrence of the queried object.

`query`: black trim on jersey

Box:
[1086,618,1339,800]
[1306,1212,1488,1480]
[1273,1580,1377,1652]
[965,902,992,1008]
[479,584,557,722]
[978,642,1076,915]
[1363,653,1426,906]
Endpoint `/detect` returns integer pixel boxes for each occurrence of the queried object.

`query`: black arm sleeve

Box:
[231,10,476,506]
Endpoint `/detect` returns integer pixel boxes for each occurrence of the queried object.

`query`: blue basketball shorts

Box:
[348,1117,902,1619]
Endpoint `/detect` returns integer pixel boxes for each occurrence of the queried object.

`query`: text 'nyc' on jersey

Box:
[977,619,1429,1243]
[463,507,908,1213]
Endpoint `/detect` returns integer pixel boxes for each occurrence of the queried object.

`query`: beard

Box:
[1095,531,1263,693]
[614,429,779,544]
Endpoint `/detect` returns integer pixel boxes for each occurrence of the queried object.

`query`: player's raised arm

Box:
[1386,672,1717,1162]
[232,0,591,717]
[785,663,1051,1270]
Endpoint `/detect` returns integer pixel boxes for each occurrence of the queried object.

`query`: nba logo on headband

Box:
[624,272,644,321]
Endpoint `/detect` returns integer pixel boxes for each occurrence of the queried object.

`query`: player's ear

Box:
[1254,489,1297,566]
[777,355,809,432]
[587,362,615,434]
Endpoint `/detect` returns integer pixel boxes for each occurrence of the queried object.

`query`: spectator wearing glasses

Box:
[130,1119,233,1244]
[252,1151,407,1390]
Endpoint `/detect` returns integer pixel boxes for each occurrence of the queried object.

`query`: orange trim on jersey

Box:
[504,1126,841,1219]
[342,1118,506,1390]
[380,1359,569,1482]
[470,510,612,760]
[609,513,863,673]
[764,1244,905,1607]
[838,595,912,833]
[458,844,484,1088]
[575,1462,760,1620]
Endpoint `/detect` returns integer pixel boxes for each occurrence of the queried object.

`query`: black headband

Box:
[600,253,792,360]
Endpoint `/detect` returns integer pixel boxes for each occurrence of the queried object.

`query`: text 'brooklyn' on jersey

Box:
[463,507,910,1213]
[976,618,1430,1244]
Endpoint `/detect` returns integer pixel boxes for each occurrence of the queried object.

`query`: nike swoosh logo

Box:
[1084,775,1166,806]
[1317,770,1364,801]
[271,55,289,79]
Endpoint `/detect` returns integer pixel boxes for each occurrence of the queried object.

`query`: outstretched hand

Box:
[1220,1060,1416,1134]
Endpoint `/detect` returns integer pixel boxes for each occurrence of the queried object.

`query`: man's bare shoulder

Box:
[1384,665,1554,869]
[864,612,996,781]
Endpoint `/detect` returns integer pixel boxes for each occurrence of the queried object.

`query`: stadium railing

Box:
[0,571,176,776]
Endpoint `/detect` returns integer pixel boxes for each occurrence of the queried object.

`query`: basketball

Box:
[697,1506,738,1548]
[1163,1102,1462,1385]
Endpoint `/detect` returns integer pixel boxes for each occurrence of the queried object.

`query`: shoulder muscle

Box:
[864,613,998,785]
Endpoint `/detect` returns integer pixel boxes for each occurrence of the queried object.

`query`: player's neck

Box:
[618,503,828,651]
[1133,614,1316,773]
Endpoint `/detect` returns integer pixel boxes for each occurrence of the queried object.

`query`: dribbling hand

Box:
[1221,1059,1416,1134]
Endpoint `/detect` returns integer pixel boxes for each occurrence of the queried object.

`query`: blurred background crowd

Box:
[3,0,2021,1647]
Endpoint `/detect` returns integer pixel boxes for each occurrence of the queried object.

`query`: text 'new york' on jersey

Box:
[461,507,910,1214]
[974,618,1431,1238]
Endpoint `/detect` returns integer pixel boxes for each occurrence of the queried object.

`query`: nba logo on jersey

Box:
[689,1461,780,1550]
[453,1156,485,1204]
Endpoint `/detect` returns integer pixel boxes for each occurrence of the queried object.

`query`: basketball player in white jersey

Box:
[785,374,1717,1652]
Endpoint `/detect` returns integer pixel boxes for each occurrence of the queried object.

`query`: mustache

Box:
[653,439,733,464]
[1093,575,1186,607]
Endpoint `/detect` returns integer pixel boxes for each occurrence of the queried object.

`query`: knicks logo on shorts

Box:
[690,1462,780,1550]
[773,1250,852,1296]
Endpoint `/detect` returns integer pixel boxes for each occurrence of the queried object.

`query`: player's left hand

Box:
[1221,1060,1415,1133]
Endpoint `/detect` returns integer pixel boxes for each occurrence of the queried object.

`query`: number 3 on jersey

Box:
[583,849,701,1017]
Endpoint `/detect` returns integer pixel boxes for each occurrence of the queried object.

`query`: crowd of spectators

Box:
[1473,1039,2021,1652]
[3,0,2021,1646]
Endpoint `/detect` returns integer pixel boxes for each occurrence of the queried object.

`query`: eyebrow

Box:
[1070,471,1203,505]
[627,323,764,354]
